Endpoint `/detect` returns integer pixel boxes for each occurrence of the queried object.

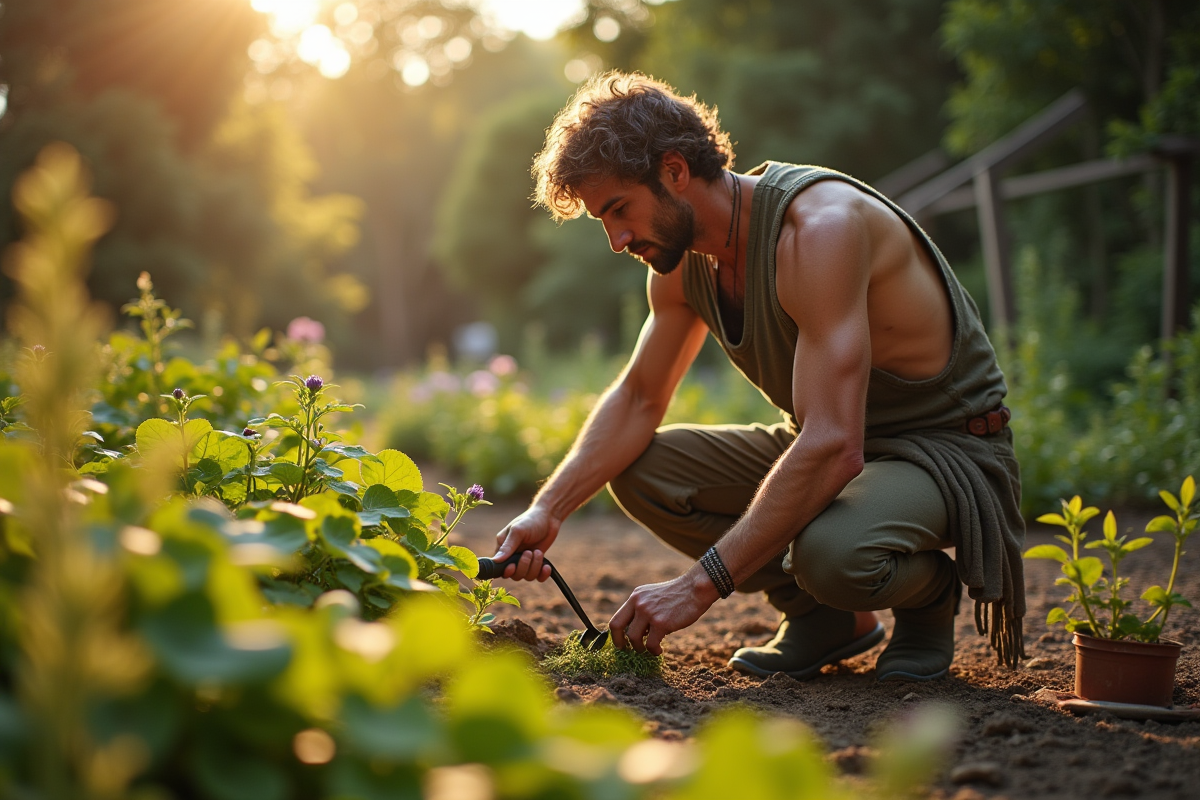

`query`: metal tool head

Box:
[480,552,610,652]
[579,628,610,652]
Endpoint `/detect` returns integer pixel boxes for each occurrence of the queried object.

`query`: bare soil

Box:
[444,477,1200,800]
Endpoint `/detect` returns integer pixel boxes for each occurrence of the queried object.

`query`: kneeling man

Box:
[494,72,1026,680]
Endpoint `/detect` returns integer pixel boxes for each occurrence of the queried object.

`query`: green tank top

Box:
[681,162,1008,439]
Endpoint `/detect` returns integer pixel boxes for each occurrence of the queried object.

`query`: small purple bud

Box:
[172,388,185,400]
[32,345,46,356]
[242,427,256,437]
[466,484,485,503]
[305,375,324,392]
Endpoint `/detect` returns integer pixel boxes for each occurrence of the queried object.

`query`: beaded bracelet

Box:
[700,546,735,599]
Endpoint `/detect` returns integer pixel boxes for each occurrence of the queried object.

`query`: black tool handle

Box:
[476,552,525,580]
[475,551,603,635]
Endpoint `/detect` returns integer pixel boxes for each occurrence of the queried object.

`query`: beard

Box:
[629,190,696,275]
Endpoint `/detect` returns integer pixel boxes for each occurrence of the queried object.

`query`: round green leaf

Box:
[360,450,422,493]
[1023,544,1068,563]
[135,418,181,459]
[268,461,305,486]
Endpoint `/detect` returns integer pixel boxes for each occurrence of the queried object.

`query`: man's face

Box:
[578,175,697,275]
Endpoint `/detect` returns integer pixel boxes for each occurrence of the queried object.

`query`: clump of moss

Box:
[542,631,663,678]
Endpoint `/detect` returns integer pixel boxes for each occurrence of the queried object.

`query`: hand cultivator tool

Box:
[476,552,611,651]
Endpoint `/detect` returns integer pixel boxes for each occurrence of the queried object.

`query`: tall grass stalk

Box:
[7,144,151,799]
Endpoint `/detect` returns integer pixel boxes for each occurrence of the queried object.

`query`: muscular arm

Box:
[711,209,871,583]
[493,268,709,577]
[610,201,874,653]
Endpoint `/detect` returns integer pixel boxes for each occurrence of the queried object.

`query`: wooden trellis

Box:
[874,90,1197,342]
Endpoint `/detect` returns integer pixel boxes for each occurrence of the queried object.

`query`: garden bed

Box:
[445,476,1200,800]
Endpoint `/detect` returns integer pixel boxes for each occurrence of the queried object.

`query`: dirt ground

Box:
[441,473,1200,800]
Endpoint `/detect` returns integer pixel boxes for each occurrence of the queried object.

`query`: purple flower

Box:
[242,427,256,437]
[172,388,185,400]
[31,345,46,357]
[305,375,324,392]
[466,484,485,503]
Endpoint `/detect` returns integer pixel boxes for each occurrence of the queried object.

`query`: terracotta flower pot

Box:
[1073,633,1182,707]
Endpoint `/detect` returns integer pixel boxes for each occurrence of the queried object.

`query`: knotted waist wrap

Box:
[865,430,1027,667]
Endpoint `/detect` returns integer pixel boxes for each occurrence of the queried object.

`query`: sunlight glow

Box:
[444,36,473,63]
[333,2,358,26]
[0,86,7,122]
[593,16,620,42]
[253,0,321,36]
[400,55,429,86]
[297,25,351,79]
[477,0,587,41]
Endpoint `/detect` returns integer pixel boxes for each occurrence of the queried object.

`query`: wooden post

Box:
[974,167,1016,335]
[1161,151,1193,341]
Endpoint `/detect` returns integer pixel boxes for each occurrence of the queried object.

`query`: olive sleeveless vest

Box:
[681,162,1007,438]
[681,162,1027,666]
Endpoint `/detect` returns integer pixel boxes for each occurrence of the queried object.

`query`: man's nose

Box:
[605,224,632,253]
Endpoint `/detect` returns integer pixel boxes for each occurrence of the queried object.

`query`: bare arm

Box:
[610,202,874,653]
[493,268,709,579]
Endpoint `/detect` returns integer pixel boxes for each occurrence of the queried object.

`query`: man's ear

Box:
[659,151,691,192]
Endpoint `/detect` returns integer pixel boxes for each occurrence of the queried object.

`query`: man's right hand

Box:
[492,505,560,581]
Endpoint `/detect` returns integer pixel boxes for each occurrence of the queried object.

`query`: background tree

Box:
[941,0,1200,394]
[0,0,366,344]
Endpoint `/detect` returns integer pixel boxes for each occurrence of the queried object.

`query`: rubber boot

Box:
[875,555,961,682]
[728,603,886,680]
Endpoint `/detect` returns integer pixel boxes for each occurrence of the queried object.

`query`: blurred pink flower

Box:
[286,316,326,344]
[427,371,461,393]
[466,370,500,396]
[489,354,518,377]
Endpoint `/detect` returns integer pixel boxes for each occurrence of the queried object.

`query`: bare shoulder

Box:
[781,180,873,252]
[775,181,873,309]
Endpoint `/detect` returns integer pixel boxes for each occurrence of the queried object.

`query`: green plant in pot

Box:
[1025,476,1196,707]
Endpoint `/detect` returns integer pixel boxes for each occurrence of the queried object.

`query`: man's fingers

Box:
[609,601,634,650]
[645,626,666,656]
[625,615,650,653]
[538,564,552,582]
[494,527,514,560]
[502,549,543,581]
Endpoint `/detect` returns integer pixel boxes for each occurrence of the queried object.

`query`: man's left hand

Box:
[608,569,720,655]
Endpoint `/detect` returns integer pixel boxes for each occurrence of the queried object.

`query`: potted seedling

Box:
[1025,476,1196,707]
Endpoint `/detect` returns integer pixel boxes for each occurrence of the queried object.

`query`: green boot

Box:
[875,560,961,682]
[728,604,886,680]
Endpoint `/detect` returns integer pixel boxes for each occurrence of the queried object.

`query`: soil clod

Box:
[950,761,1005,787]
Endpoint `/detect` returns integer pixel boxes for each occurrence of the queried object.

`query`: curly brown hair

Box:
[532,71,734,220]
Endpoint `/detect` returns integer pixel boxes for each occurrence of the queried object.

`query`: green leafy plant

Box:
[464,579,521,632]
[1026,476,1196,641]
[0,394,31,439]
[249,374,363,503]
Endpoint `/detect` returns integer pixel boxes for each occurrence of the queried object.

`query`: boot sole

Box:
[728,623,886,680]
[875,664,950,682]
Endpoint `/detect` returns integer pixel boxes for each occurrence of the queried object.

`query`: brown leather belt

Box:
[961,405,1011,436]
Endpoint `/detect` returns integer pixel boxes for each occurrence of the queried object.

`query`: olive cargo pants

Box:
[607,422,955,619]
